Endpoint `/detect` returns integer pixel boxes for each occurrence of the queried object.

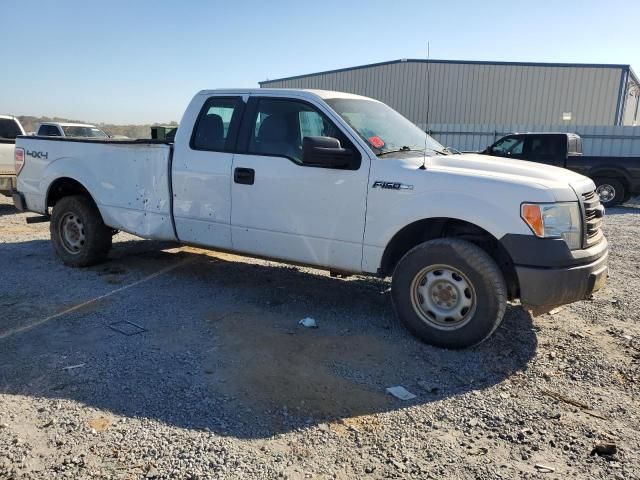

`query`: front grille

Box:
[582,190,604,247]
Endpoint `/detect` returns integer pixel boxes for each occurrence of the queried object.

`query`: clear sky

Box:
[2,0,638,124]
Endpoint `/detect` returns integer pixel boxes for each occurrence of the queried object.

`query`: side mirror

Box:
[302,136,356,168]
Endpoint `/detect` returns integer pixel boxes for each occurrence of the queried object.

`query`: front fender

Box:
[361,174,542,273]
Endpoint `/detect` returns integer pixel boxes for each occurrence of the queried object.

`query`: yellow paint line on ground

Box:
[0,257,194,340]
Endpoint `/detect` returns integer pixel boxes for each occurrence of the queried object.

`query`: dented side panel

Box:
[17,138,176,240]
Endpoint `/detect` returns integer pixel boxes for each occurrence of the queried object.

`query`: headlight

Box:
[521,203,582,250]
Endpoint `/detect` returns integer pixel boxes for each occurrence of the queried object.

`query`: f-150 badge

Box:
[372,181,413,190]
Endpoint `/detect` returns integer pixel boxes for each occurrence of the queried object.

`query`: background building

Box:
[260,59,639,127]
[260,59,640,154]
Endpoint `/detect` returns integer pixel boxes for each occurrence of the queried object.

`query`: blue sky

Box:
[2,0,638,124]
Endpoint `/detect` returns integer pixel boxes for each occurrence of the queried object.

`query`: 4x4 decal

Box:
[26,150,48,159]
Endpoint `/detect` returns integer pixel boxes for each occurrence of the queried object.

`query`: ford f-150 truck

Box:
[482,133,640,207]
[12,89,609,348]
[0,115,26,196]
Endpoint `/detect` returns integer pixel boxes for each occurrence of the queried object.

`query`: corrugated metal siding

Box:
[262,61,623,126]
[428,123,640,156]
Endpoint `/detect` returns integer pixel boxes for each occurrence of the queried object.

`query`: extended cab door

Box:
[230,95,370,271]
[172,95,246,248]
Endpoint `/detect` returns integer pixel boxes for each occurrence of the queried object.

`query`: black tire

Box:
[594,178,625,207]
[50,195,112,267]
[391,238,507,349]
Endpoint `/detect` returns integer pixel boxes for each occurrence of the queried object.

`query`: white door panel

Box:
[231,154,368,271]
[171,94,246,249]
[172,151,233,248]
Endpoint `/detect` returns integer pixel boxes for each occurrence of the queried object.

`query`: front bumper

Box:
[515,249,608,307]
[501,233,609,308]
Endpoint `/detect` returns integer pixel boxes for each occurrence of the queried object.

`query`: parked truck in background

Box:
[12,89,609,348]
[482,133,640,206]
[0,115,26,196]
[36,122,109,138]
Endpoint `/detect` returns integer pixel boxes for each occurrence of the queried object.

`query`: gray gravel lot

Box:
[1,195,639,479]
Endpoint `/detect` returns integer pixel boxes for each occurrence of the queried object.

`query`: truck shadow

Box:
[0,201,18,217]
[0,239,538,439]
[606,204,640,215]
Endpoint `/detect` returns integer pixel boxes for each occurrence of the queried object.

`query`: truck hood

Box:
[400,153,593,201]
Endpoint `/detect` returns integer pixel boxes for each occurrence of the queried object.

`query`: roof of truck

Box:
[0,115,17,120]
[197,88,377,102]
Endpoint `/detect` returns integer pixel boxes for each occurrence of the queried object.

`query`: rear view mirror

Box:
[302,136,356,169]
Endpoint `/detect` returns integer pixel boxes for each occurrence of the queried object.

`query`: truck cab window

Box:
[248,99,348,164]
[0,119,21,139]
[491,137,523,156]
[192,97,242,151]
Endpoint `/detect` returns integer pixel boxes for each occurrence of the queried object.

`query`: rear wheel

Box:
[594,178,625,207]
[50,195,112,267]
[391,238,507,349]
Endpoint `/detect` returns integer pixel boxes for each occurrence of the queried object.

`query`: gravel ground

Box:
[0,194,639,480]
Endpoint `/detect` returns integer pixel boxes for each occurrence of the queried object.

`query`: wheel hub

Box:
[411,265,477,330]
[60,213,86,254]
[596,184,615,203]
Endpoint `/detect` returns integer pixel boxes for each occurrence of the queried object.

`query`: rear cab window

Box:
[191,97,245,152]
[38,125,61,136]
[0,119,22,139]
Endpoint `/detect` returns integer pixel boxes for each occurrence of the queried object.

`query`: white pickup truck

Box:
[0,115,26,196]
[13,89,609,348]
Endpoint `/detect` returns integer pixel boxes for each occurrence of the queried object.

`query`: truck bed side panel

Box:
[16,138,176,240]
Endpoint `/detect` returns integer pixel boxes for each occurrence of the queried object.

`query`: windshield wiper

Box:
[427,147,449,156]
[378,146,425,157]
[378,146,448,157]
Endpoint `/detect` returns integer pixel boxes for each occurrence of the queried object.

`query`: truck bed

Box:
[15,136,176,240]
[567,155,640,194]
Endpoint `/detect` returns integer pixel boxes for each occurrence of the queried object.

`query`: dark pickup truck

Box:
[482,133,640,206]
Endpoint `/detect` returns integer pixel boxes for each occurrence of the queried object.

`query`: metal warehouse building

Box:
[260,59,640,127]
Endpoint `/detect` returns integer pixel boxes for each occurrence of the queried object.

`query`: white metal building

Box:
[260,59,640,128]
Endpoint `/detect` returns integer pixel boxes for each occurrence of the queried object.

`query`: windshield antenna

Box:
[420,41,431,170]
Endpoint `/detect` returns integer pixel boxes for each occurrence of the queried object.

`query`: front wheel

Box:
[50,195,112,267]
[391,238,507,349]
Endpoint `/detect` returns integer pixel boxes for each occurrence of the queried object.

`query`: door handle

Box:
[234,167,255,185]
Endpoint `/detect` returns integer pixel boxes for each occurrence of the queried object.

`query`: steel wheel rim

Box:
[59,212,86,255]
[596,184,615,203]
[410,264,477,330]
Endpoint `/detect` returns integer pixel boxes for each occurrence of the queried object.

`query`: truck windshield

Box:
[0,118,22,139]
[324,98,446,156]
[62,126,108,138]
